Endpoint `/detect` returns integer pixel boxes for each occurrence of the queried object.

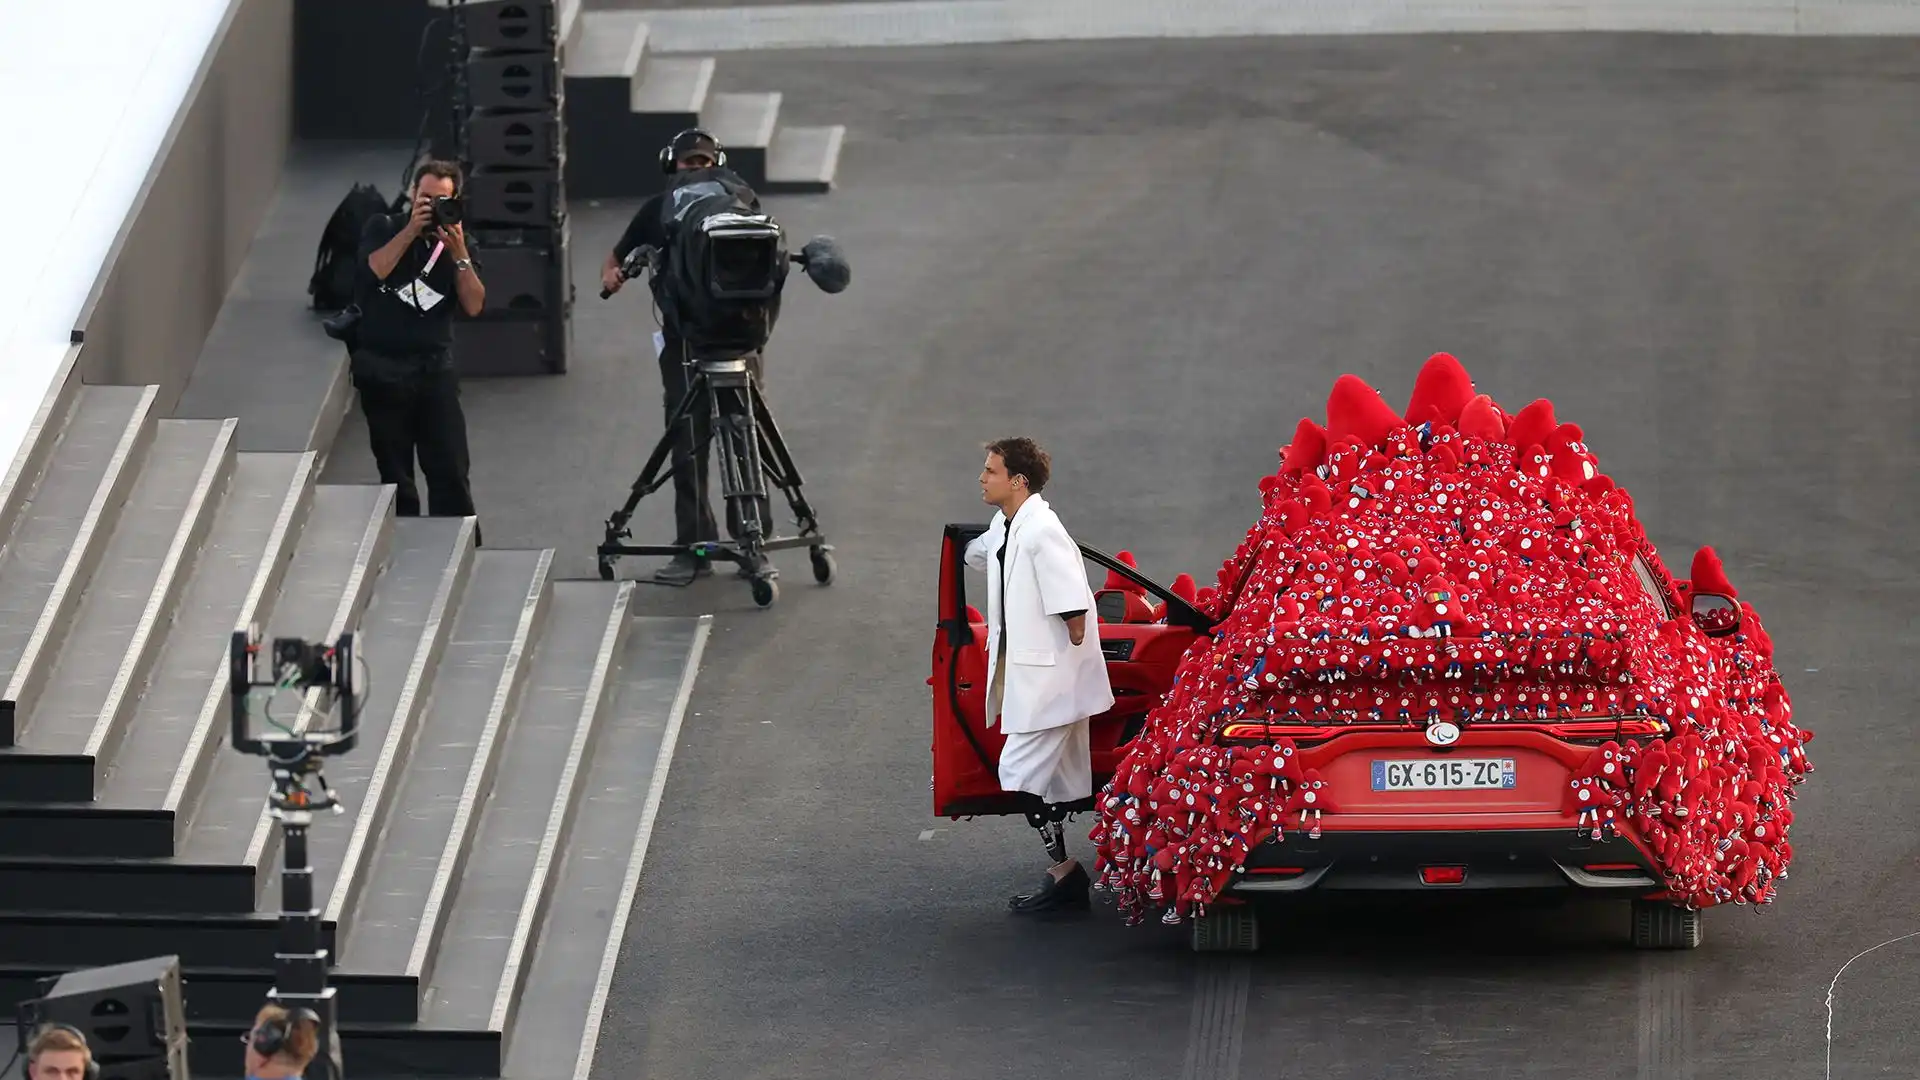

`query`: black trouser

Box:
[350,346,477,522]
[658,338,770,550]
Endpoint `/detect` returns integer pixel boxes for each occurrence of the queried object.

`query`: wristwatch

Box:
[454,258,473,271]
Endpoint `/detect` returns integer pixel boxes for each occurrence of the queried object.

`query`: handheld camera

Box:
[430,194,464,227]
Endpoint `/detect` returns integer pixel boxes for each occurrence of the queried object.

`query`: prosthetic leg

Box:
[1008,803,1091,915]
[1036,816,1069,865]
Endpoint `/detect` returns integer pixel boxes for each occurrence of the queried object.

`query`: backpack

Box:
[655,168,789,359]
[309,184,394,312]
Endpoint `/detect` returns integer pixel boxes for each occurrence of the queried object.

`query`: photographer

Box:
[601,129,769,585]
[353,159,486,536]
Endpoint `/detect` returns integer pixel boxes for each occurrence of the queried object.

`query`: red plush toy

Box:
[1088,354,1814,927]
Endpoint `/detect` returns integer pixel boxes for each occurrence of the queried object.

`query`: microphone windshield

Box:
[800,236,851,293]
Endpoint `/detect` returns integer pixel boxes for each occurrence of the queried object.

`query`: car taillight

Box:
[1420,866,1467,886]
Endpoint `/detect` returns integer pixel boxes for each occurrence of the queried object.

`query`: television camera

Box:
[228,625,358,1080]
[596,225,851,607]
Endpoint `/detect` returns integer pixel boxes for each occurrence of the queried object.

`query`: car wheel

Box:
[1191,905,1260,954]
[1631,899,1704,950]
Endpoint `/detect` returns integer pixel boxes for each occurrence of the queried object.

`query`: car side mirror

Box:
[1690,592,1740,637]
[1095,589,1156,625]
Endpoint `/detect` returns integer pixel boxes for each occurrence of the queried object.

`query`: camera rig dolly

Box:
[229,626,359,1080]
[596,245,835,607]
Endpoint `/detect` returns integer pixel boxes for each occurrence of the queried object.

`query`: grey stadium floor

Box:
[320,32,1920,1080]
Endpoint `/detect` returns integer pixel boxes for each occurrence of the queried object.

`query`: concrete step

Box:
[0,857,254,914]
[0,517,470,914]
[99,452,319,847]
[176,485,396,894]
[0,911,332,970]
[4,420,237,798]
[0,384,159,757]
[563,13,664,199]
[764,124,847,195]
[422,581,634,1045]
[0,611,713,1080]
[563,34,713,199]
[313,516,478,942]
[502,615,710,1080]
[633,56,714,116]
[0,803,174,859]
[703,90,782,187]
[0,964,415,1025]
[334,550,554,1014]
[564,9,647,84]
[0,347,82,557]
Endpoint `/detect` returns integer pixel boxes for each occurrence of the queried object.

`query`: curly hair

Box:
[984,437,1051,493]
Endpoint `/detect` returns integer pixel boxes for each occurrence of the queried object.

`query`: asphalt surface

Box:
[322,32,1920,1080]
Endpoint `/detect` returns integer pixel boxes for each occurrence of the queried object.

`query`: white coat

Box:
[964,495,1115,735]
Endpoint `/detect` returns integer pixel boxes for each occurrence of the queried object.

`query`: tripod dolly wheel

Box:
[809,546,836,586]
[750,576,780,607]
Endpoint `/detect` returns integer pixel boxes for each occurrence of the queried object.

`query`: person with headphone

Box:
[23,1024,93,1080]
[240,1003,319,1079]
[600,128,772,586]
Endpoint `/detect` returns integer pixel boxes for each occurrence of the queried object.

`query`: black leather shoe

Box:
[1009,864,1091,914]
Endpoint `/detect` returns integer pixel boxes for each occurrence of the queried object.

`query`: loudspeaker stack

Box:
[17,955,191,1080]
[453,0,575,375]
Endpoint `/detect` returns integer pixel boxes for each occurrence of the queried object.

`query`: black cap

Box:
[669,129,720,160]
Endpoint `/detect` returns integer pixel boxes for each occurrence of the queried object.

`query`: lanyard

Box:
[420,240,447,275]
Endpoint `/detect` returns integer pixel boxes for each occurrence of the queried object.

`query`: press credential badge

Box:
[399,241,449,312]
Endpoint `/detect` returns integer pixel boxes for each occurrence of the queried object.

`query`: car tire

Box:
[1191,905,1260,954]
[1631,899,1704,950]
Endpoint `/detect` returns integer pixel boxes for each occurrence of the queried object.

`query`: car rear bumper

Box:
[1230,827,1661,895]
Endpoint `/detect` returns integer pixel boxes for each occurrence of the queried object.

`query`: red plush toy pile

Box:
[1087,354,1814,927]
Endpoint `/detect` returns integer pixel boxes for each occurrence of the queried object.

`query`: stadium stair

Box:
[561,9,845,198]
[0,143,710,1079]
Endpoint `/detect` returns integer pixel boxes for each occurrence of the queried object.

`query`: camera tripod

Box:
[598,344,834,607]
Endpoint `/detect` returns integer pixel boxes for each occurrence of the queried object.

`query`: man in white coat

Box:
[966,437,1115,914]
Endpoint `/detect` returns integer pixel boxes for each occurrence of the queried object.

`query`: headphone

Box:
[659,128,727,173]
[25,1023,99,1080]
[248,1007,320,1059]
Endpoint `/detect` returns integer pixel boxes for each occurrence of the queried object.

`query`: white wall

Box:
[0,0,234,482]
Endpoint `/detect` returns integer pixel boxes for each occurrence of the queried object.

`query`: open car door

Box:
[931,523,1214,819]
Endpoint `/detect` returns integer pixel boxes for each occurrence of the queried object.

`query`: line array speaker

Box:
[463,0,558,51]
[454,0,571,375]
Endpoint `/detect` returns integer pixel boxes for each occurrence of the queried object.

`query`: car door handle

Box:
[958,680,974,690]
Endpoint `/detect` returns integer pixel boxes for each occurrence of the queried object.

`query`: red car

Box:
[930,523,1754,954]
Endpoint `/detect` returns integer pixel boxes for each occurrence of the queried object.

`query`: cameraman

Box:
[353,159,487,535]
[240,1003,319,1079]
[600,129,769,586]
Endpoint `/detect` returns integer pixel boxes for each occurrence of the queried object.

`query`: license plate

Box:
[1371,758,1516,791]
